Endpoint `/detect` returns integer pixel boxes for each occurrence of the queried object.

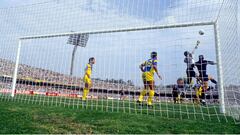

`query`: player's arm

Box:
[153,66,162,80]
[184,57,188,63]
[139,62,145,72]
[191,50,195,55]
[207,60,216,65]
[192,40,200,54]
[193,61,199,67]
[84,66,91,78]
[153,60,162,80]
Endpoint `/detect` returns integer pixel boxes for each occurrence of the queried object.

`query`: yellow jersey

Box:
[83,63,92,84]
[195,84,210,97]
[84,63,92,78]
[142,58,158,81]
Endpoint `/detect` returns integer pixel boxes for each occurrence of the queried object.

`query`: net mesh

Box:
[0,0,239,123]
[217,0,240,123]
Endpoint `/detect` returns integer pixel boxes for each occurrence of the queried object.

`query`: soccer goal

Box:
[0,0,239,123]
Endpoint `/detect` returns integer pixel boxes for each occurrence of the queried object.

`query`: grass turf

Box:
[0,95,240,134]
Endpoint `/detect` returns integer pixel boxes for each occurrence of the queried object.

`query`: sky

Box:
[0,0,231,86]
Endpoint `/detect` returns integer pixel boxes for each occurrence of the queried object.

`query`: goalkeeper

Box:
[184,51,197,86]
[184,40,201,86]
[137,52,162,106]
[82,57,95,101]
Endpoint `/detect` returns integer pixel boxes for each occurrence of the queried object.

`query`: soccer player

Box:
[194,55,217,84]
[184,51,196,86]
[137,52,162,106]
[82,57,95,101]
[194,81,211,105]
[172,78,186,104]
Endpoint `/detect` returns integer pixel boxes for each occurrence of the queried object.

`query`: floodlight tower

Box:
[67,32,89,76]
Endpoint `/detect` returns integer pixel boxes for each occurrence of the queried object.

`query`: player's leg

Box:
[177,93,181,103]
[180,92,185,103]
[173,92,177,104]
[138,74,147,103]
[200,92,206,105]
[186,69,196,89]
[191,70,197,84]
[208,75,217,84]
[196,76,202,84]
[200,81,208,105]
[147,80,155,106]
[199,74,205,84]
[195,86,201,104]
[82,83,89,101]
[186,69,192,85]
[82,77,91,101]
[120,93,123,100]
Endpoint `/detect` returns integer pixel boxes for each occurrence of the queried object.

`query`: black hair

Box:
[151,52,157,58]
[199,55,204,60]
[184,51,190,57]
[89,57,95,63]
[177,78,184,82]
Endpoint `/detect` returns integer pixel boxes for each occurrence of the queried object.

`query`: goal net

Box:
[0,0,239,123]
[216,0,240,123]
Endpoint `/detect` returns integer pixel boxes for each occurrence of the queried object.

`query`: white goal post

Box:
[11,20,226,114]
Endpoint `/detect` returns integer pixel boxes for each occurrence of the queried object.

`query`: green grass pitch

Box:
[0,94,239,134]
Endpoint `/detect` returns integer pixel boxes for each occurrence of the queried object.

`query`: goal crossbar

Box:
[19,21,215,40]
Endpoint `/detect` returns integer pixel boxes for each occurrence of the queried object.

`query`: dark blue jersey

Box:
[195,60,215,76]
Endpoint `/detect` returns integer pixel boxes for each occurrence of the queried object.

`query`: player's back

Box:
[142,58,157,81]
[195,60,208,75]
[143,58,157,72]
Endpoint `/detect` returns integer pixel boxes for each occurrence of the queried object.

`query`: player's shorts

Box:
[180,92,185,98]
[199,92,205,99]
[143,72,154,82]
[83,75,91,84]
[199,74,209,81]
[172,90,179,98]
[186,68,196,78]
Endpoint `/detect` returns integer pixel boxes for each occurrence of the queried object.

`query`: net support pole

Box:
[214,22,225,114]
[70,45,78,75]
[11,40,22,97]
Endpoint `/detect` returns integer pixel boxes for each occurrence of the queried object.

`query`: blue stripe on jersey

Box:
[143,58,157,72]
